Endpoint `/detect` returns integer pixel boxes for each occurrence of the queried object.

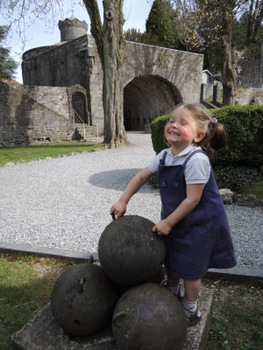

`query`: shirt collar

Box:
[167,144,198,158]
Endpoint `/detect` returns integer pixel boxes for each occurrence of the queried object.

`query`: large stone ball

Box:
[98,215,166,286]
[51,261,118,336]
[112,282,187,350]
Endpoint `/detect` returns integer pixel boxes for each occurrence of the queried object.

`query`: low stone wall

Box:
[0,81,79,147]
[220,189,263,207]
[236,88,263,106]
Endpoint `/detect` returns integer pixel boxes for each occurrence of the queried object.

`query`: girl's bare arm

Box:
[152,183,205,235]
[110,167,154,217]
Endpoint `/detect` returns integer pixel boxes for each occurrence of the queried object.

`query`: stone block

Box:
[219,188,234,205]
[12,287,213,350]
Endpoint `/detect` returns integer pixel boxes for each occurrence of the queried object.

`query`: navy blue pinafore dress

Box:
[158,150,237,280]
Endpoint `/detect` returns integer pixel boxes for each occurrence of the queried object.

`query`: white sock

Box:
[182,298,198,313]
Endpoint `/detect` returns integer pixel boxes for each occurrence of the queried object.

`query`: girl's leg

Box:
[184,279,201,302]
[167,271,181,296]
[183,279,202,326]
[167,271,180,286]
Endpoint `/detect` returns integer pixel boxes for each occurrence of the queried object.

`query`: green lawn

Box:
[0,142,105,167]
[239,176,263,200]
[0,254,73,350]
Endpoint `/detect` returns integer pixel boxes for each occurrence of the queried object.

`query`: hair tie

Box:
[211,118,217,125]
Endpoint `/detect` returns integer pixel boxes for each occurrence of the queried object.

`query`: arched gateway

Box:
[124,75,182,131]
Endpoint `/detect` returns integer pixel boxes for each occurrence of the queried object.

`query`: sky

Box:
[1,0,152,83]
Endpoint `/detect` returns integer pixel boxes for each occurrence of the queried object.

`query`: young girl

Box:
[110,103,236,326]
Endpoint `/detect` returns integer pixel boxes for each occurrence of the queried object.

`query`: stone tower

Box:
[58,16,88,42]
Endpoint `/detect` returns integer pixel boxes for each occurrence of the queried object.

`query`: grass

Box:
[0,142,105,167]
[204,278,263,350]
[0,254,74,350]
[0,254,262,350]
[238,176,263,200]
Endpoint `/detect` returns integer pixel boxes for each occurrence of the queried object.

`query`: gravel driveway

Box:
[0,132,262,270]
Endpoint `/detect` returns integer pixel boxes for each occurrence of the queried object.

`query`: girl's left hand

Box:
[152,219,172,236]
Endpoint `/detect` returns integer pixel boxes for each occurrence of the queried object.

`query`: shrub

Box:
[214,166,258,191]
[150,114,170,154]
[211,106,263,168]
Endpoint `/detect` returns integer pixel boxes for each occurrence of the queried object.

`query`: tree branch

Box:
[82,0,103,62]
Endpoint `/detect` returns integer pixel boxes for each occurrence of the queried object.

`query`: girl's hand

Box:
[152,219,172,236]
[110,200,127,218]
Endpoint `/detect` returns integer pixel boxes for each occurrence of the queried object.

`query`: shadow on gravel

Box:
[89,168,157,193]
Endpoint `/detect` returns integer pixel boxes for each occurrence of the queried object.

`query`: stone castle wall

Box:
[0,82,89,147]
[3,16,205,145]
[59,17,88,42]
[21,34,204,135]
[235,87,263,105]
[123,41,203,104]
[22,36,89,88]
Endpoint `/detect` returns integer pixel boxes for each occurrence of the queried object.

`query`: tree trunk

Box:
[221,44,237,106]
[102,0,128,147]
[221,15,236,106]
[222,84,235,106]
[83,0,129,148]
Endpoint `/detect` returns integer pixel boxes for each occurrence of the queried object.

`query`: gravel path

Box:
[0,132,262,270]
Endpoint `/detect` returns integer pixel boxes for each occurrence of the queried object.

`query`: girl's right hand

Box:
[110,200,127,218]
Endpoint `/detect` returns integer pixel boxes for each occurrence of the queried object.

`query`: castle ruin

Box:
[0,16,204,146]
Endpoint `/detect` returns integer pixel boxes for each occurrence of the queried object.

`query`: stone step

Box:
[11,286,213,350]
[73,124,97,140]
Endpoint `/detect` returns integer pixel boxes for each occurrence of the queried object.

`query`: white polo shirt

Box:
[148,144,211,185]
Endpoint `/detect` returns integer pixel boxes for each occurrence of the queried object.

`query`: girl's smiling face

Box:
[164,106,204,155]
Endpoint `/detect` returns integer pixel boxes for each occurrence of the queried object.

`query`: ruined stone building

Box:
[0,16,204,146]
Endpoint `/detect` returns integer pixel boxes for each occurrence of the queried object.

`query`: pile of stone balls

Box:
[51,215,187,350]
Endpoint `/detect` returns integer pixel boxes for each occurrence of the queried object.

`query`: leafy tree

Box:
[1,0,128,147]
[145,0,182,49]
[124,28,160,45]
[236,11,263,64]
[174,0,263,105]
[124,28,145,42]
[0,26,17,81]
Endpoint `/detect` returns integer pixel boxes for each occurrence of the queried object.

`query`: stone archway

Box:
[124,75,182,131]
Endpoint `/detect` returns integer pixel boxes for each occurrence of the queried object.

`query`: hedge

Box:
[211,106,263,168]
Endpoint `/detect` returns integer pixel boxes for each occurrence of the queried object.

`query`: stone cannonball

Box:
[51,259,118,336]
[98,215,166,286]
[112,281,187,350]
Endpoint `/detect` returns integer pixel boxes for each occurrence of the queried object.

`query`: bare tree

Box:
[1,0,129,147]
[83,0,128,147]
[174,0,263,105]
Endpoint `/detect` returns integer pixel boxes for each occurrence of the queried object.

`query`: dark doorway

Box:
[72,92,88,124]
[124,111,132,130]
[124,75,182,131]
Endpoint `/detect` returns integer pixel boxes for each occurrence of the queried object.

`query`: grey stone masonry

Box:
[0,81,93,146]
[59,16,88,42]
[22,17,204,134]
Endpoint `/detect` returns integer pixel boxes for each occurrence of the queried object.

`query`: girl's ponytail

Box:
[199,119,227,158]
[209,120,227,150]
